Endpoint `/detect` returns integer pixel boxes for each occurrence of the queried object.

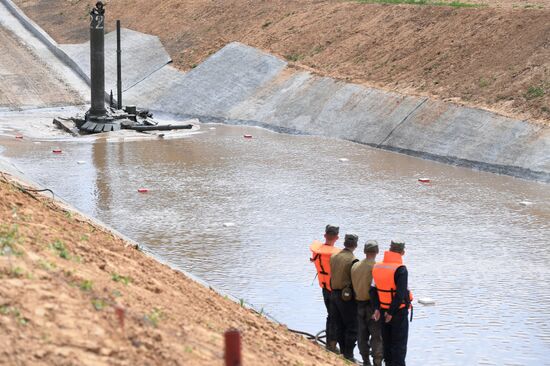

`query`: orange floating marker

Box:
[52,149,62,154]
[418,178,431,183]
[137,188,148,193]
[243,134,253,139]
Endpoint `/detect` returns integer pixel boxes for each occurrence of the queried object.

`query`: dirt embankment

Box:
[0,174,345,366]
[13,0,550,124]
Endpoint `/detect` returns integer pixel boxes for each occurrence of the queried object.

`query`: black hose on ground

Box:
[0,171,54,200]
[288,329,362,365]
[129,124,193,132]
[17,187,55,199]
[315,329,327,344]
[287,328,326,345]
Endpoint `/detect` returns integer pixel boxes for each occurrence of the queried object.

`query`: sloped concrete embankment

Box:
[123,43,549,182]
[0,0,88,109]
[60,29,171,97]
[0,0,88,93]
[66,35,547,182]
[0,0,171,105]
[7,0,547,182]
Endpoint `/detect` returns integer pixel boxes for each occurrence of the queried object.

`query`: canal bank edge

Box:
[0,156,347,366]
[0,156,270,320]
[3,0,549,182]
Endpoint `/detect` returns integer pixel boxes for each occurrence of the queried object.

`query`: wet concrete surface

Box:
[1,124,549,365]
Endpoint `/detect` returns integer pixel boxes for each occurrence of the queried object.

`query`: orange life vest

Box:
[372,251,413,310]
[310,241,341,291]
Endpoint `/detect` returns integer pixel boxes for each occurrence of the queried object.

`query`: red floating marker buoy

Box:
[15,135,23,139]
[52,149,62,154]
[243,134,253,139]
[137,188,148,193]
[418,178,431,183]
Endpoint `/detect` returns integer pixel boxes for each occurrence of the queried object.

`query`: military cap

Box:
[344,234,359,247]
[390,239,406,252]
[364,240,379,253]
[325,225,339,235]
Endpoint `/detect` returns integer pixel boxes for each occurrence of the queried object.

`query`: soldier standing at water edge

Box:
[372,240,413,366]
[330,234,359,361]
[351,240,383,366]
[310,225,341,352]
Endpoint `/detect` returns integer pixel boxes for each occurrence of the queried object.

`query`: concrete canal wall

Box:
[67,36,550,182]
[3,0,548,182]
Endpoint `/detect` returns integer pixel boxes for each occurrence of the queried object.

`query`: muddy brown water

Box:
[1,124,549,365]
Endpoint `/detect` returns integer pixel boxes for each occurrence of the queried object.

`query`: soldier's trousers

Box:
[322,288,336,343]
[330,290,358,359]
[381,308,409,366]
[357,301,383,365]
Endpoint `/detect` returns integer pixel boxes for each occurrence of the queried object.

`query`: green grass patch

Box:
[144,308,163,327]
[79,280,93,292]
[38,259,57,271]
[356,0,484,7]
[0,225,22,257]
[111,273,132,285]
[525,86,545,100]
[311,45,325,56]
[478,78,489,88]
[284,53,303,62]
[91,298,107,311]
[0,305,29,325]
[10,267,24,278]
[0,305,9,315]
[50,240,71,260]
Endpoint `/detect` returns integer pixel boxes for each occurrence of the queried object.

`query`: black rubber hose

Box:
[287,328,327,345]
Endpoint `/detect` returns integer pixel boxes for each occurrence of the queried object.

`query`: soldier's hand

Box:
[384,313,393,323]
[372,309,380,321]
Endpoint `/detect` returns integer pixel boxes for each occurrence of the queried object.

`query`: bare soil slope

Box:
[0,173,345,366]
[14,0,550,123]
[0,26,81,109]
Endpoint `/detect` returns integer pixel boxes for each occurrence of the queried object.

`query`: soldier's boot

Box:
[361,357,372,366]
[343,354,357,363]
[343,347,356,362]
[326,341,339,354]
[373,357,383,366]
